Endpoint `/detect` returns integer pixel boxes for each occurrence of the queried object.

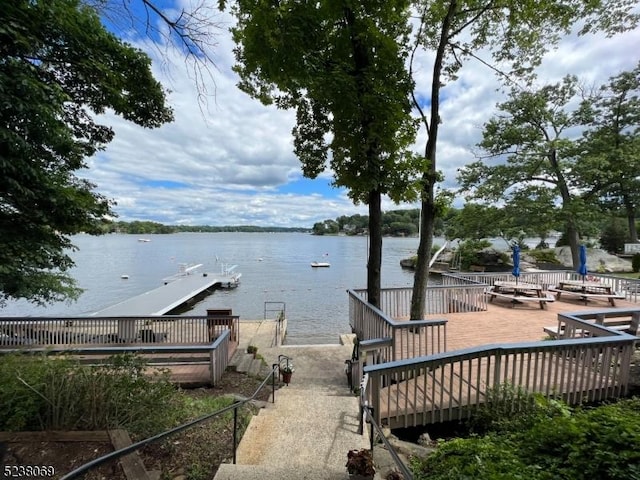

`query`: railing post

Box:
[493,350,502,388]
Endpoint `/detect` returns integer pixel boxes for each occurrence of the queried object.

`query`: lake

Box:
[1,233,431,344]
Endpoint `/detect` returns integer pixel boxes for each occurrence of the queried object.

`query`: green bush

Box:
[456,239,492,271]
[632,253,640,273]
[466,383,570,434]
[411,436,542,480]
[599,218,628,254]
[411,397,640,480]
[525,249,561,265]
[0,353,181,436]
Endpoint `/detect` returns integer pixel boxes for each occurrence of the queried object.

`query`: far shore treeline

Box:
[99,205,639,254]
[102,221,310,234]
[103,209,431,237]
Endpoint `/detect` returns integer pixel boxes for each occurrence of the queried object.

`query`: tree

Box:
[87,0,224,100]
[458,76,591,268]
[576,62,640,242]
[228,0,418,307]
[407,0,638,320]
[0,0,173,306]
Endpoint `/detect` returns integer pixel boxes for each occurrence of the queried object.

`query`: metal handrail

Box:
[59,363,280,480]
[362,405,414,480]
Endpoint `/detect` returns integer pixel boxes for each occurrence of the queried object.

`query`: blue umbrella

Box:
[578,245,588,281]
[512,245,521,284]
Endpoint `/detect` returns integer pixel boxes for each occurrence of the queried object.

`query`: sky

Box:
[87,1,640,228]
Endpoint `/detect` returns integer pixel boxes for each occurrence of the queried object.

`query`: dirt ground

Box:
[1,371,274,480]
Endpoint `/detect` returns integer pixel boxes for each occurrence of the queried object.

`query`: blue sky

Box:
[87,0,640,228]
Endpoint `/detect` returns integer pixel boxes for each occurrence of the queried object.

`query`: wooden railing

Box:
[443,270,640,303]
[358,304,637,428]
[0,314,240,386]
[348,290,447,361]
[548,308,640,339]
[351,284,489,321]
[0,314,239,347]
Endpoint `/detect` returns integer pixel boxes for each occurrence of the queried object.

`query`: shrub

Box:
[0,353,180,436]
[466,383,569,434]
[456,239,492,271]
[411,436,542,480]
[411,397,640,480]
[525,249,560,265]
[599,218,628,254]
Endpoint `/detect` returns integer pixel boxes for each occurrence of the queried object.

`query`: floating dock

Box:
[92,272,230,316]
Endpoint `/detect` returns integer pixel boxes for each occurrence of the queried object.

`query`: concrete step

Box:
[230,353,254,373]
[214,464,350,480]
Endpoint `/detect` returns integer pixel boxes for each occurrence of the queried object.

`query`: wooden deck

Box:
[424,295,638,352]
[362,293,638,428]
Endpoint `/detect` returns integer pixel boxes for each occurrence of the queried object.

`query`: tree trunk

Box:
[411,195,435,320]
[367,190,382,308]
[566,220,581,269]
[409,0,456,320]
[625,196,638,243]
[550,148,581,267]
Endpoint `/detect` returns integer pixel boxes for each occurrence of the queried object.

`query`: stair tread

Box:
[214,464,349,480]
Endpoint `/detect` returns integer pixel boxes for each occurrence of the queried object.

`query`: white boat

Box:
[138,238,151,242]
[311,262,331,268]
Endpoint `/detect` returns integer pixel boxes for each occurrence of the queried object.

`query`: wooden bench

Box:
[544,314,640,339]
[548,287,624,306]
[543,324,632,338]
[485,291,555,309]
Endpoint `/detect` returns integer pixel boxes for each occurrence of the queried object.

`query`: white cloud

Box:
[84,3,640,227]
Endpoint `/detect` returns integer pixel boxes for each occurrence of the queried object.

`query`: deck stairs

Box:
[214,341,369,480]
[227,350,269,378]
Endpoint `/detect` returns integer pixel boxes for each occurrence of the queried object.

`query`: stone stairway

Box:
[214,341,369,480]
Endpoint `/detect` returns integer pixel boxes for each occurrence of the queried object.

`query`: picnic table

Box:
[550,280,622,307]
[488,281,553,310]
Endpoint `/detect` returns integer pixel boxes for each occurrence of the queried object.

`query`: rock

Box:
[554,247,632,272]
[417,432,432,447]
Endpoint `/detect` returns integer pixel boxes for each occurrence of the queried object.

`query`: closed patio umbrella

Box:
[512,245,521,284]
[578,245,588,282]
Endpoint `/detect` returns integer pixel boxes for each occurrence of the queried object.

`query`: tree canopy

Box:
[0,0,173,306]
[228,0,419,306]
[407,0,639,319]
[576,62,640,242]
[458,64,640,268]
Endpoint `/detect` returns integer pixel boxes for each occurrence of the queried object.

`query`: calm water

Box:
[1,233,430,344]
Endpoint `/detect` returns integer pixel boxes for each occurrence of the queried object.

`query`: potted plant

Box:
[346,448,375,479]
[247,344,258,358]
[280,363,294,384]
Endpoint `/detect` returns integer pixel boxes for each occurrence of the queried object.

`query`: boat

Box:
[120,274,129,279]
[138,238,151,242]
[311,262,331,268]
